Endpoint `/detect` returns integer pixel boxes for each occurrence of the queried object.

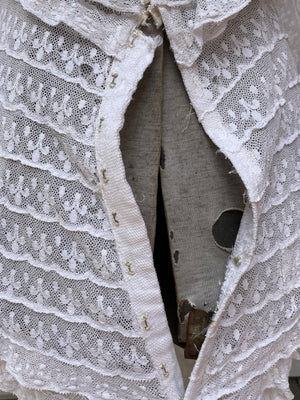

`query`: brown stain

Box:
[184,309,212,360]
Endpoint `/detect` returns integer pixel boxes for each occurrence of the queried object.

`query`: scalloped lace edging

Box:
[15,0,139,57]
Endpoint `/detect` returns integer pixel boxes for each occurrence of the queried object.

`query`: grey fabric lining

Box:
[120,34,245,326]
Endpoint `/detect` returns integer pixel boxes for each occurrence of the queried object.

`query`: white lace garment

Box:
[0,0,299,399]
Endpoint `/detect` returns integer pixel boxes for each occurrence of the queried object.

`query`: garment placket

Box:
[94,8,185,399]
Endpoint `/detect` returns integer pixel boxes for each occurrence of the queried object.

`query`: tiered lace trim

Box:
[0,1,175,399]
[16,0,140,57]
[0,0,299,399]
[172,1,300,398]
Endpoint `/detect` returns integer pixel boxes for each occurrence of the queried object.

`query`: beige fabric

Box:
[120,37,245,320]
[161,39,245,314]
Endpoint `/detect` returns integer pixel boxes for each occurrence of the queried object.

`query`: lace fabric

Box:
[155,0,252,66]
[16,0,141,57]
[0,0,299,399]
[172,0,300,398]
[0,1,179,399]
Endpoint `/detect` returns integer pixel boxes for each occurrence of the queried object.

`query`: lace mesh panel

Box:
[0,1,167,399]
[16,0,141,56]
[166,0,300,398]
[0,0,299,399]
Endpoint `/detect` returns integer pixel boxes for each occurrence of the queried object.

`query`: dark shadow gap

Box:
[153,172,178,344]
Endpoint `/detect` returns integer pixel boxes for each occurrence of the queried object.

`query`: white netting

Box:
[167,0,300,399]
[0,339,163,400]
[156,0,251,66]
[15,0,141,56]
[175,0,300,200]
[0,0,299,399]
[279,0,300,72]
[0,1,166,399]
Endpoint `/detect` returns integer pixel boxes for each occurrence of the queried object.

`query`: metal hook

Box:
[112,211,119,226]
[141,315,150,331]
[129,30,138,48]
[98,116,105,132]
[125,260,135,275]
[159,363,169,377]
[101,168,108,183]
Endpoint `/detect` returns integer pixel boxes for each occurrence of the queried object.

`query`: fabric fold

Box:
[157,0,251,66]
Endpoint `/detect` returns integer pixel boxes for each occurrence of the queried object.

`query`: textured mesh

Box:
[16,0,142,56]
[166,0,300,399]
[279,0,300,71]
[157,0,252,66]
[0,1,167,399]
[0,0,299,399]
